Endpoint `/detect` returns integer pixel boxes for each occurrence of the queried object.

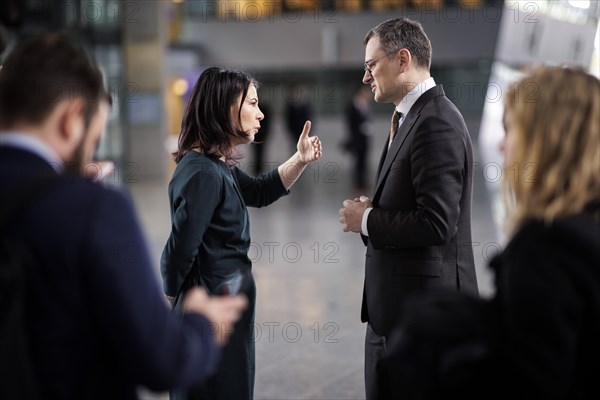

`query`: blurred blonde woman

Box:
[502,66,600,231]
[494,66,600,397]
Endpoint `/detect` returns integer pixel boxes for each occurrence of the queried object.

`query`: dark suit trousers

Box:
[365,324,412,400]
[365,323,386,400]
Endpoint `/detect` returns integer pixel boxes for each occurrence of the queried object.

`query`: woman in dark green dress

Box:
[160,67,322,400]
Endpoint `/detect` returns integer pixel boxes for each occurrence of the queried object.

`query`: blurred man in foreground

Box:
[0,33,246,399]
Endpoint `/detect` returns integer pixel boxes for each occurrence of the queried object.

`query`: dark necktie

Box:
[389,110,402,149]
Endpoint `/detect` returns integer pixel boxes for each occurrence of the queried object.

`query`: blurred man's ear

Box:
[57,99,86,149]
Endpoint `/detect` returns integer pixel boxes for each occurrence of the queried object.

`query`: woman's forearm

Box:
[278,151,308,190]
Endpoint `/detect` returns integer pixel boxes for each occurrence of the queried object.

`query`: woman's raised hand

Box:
[297,121,322,164]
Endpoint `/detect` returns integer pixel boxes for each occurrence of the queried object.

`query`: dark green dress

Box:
[161,152,288,400]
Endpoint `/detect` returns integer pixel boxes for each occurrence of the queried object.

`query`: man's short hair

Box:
[0,33,111,129]
[364,17,432,71]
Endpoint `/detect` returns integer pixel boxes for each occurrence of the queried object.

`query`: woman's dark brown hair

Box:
[173,67,258,164]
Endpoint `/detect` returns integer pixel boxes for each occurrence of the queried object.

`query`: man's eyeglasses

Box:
[364,54,388,75]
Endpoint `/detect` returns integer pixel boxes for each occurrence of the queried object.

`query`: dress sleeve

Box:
[161,167,221,297]
[232,166,289,208]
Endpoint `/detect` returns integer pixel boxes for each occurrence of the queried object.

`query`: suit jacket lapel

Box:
[374,140,388,184]
[372,85,445,202]
[372,115,419,200]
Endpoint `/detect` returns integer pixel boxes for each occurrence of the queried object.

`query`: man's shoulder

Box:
[61,179,133,209]
[417,92,467,130]
[1,175,137,250]
[32,179,134,224]
[420,89,458,112]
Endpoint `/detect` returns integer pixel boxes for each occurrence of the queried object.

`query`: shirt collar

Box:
[0,132,64,173]
[396,77,436,117]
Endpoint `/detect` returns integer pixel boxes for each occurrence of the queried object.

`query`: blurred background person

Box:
[284,85,313,153]
[343,85,373,193]
[161,67,322,400]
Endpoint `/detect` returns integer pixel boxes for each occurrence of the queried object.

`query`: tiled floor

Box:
[131,114,498,400]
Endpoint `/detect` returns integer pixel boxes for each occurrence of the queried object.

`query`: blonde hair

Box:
[503,67,600,233]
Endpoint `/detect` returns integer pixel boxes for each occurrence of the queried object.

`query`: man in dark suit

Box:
[339,18,478,399]
[0,34,246,399]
